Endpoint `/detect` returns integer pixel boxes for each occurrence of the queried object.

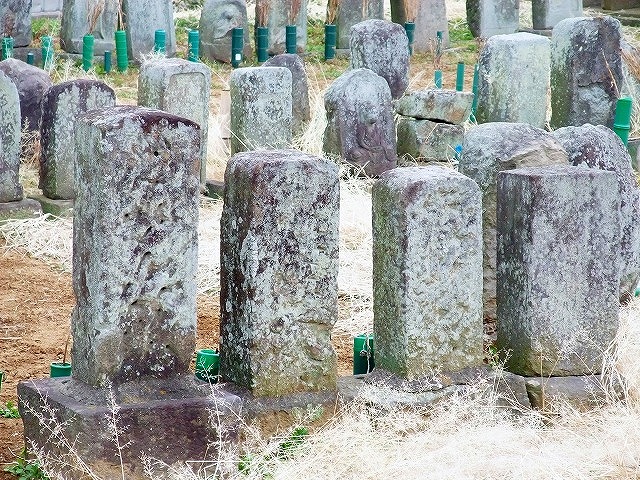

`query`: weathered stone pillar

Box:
[256,0,308,54]
[229,66,292,155]
[550,16,623,129]
[496,165,620,376]
[459,122,568,321]
[335,0,384,50]
[532,0,583,30]
[220,149,339,397]
[373,166,483,379]
[199,0,252,64]
[60,0,118,55]
[466,0,520,38]
[390,0,449,52]
[476,32,550,128]
[122,0,177,61]
[138,58,212,185]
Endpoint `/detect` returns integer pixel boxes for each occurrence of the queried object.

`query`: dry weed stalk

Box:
[288,0,302,25]
[87,0,105,34]
[404,0,418,22]
[20,121,41,169]
[255,0,269,27]
[326,0,339,25]
[361,0,369,18]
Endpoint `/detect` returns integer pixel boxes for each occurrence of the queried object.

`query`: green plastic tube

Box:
[115,30,128,72]
[50,362,72,378]
[404,22,415,56]
[231,27,244,68]
[188,30,199,62]
[613,97,633,146]
[456,61,465,91]
[82,34,94,71]
[104,50,112,73]
[195,348,220,382]
[353,334,375,375]
[26,52,34,65]
[256,26,269,63]
[41,35,53,70]
[470,63,480,121]
[434,69,443,89]
[154,29,166,54]
[1,37,13,60]
[324,23,336,61]
[285,24,297,54]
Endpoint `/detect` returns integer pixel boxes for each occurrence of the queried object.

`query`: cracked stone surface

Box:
[0,70,23,203]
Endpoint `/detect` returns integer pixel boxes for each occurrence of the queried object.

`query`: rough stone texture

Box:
[476,32,551,128]
[60,0,118,55]
[396,117,464,162]
[0,0,32,47]
[323,68,397,176]
[0,58,53,132]
[466,0,520,38]
[256,0,308,55]
[264,54,310,137]
[553,124,640,296]
[335,0,384,50]
[525,375,621,412]
[459,122,568,321]
[390,0,449,52]
[28,194,73,217]
[72,106,201,387]
[122,0,177,61]
[603,0,640,8]
[350,19,410,100]
[138,58,212,184]
[0,70,23,203]
[19,376,241,480]
[229,66,292,155]
[199,0,252,64]
[220,150,339,397]
[395,89,474,124]
[496,165,620,377]
[532,0,583,30]
[550,16,623,130]
[372,166,483,380]
[40,80,116,200]
[0,198,41,220]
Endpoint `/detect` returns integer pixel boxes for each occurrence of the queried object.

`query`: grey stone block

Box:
[255,0,308,54]
[496,165,621,376]
[550,16,623,129]
[395,88,474,124]
[28,194,73,217]
[72,106,201,387]
[0,70,22,203]
[199,0,252,64]
[466,0,520,38]
[396,117,464,162]
[335,0,384,49]
[525,375,620,411]
[229,66,292,155]
[0,198,41,220]
[459,122,568,321]
[40,80,116,200]
[390,0,449,52]
[138,58,212,184]
[122,0,176,61]
[220,150,340,397]
[60,0,118,55]
[323,68,397,176]
[532,0,583,30]
[476,32,551,128]
[0,0,32,47]
[373,166,483,379]
[350,19,410,99]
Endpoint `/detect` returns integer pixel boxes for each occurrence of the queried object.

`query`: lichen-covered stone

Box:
[72,106,201,387]
[335,0,384,50]
[459,122,568,321]
[532,0,583,30]
[122,0,176,61]
[390,0,449,53]
[466,0,520,38]
[40,80,116,200]
[229,66,292,155]
[0,0,32,47]
[373,166,483,379]
[0,58,53,132]
[264,54,310,137]
[550,16,623,129]
[138,58,212,184]
[496,165,620,376]
[60,0,118,55]
[350,19,410,99]
[396,117,464,162]
[199,0,252,64]
[0,70,23,203]
[255,0,308,54]
[323,68,397,176]
[553,124,640,296]
[476,32,550,128]
[395,89,474,124]
[220,150,339,396]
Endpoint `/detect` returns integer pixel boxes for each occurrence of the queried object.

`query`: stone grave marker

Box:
[122,0,176,61]
[60,0,118,55]
[256,0,308,55]
[390,0,449,52]
[0,70,24,204]
[220,149,340,396]
[466,0,520,38]
[532,0,583,30]
[0,0,32,47]
[199,0,252,64]
[323,68,397,176]
[335,0,384,50]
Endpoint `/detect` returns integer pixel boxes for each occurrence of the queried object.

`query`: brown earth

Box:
[0,247,353,479]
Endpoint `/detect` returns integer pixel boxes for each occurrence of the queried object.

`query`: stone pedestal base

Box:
[525,375,623,412]
[18,376,242,480]
[0,198,42,221]
[28,194,73,217]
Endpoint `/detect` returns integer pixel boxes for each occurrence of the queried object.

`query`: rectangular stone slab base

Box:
[0,198,42,221]
[525,375,624,413]
[18,376,242,480]
[28,194,73,217]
